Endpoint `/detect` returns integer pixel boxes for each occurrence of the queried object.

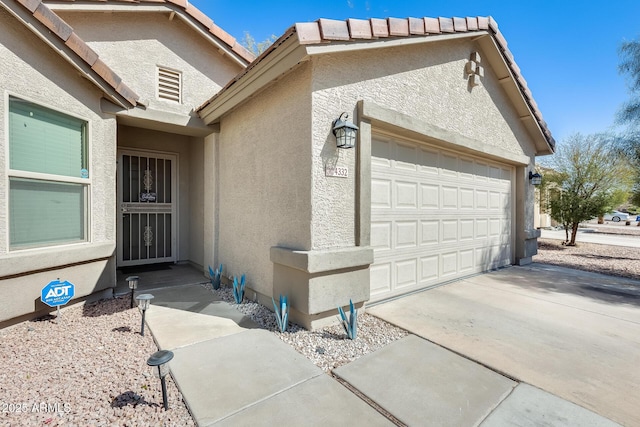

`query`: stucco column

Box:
[203,132,218,269]
[515,164,540,265]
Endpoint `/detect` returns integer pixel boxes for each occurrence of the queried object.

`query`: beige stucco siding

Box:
[0,8,117,322]
[309,38,539,249]
[58,11,243,115]
[216,64,313,297]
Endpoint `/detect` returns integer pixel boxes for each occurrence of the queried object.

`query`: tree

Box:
[617,39,640,204]
[544,132,632,245]
[618,39,640,127]
[242,32,278,56]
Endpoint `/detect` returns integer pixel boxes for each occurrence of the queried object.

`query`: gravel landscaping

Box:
[535,237,640,281]
[2,228,637,426]
[0,297,194,427]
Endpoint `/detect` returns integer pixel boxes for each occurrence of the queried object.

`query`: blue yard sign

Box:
[41,280,75,308]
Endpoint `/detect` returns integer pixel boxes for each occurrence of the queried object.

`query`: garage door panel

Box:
[396,181,418,209]
[460,220,474,240]
[371,263,392,295]
[421,220,439,245]
[396,259,417,288]
[420,184,439,209]
[420,148,439,174]
[371,136,513,301]
[442,186,458,208]
[441,153,458,177]
[460,249,474,272]
[476,189,488,209]
[441,252,458,276]
[371,179,392,208]
[420,255,439,281]
[459,157,475,179]
[476,219,488,238]
[396,221,418,248]
[441,220,458,242]
[371,139,392,166]
[371,221,392,250]
[460,188,474,209]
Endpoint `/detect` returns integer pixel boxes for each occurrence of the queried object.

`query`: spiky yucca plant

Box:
[338,299,357,340]
[208,264,223,290]
[232,274,245,304]
[272,294,289,332]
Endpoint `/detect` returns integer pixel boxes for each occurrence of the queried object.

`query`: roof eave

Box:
[199,29,305,124]
[45,0,255,67]
[1,0,139,108]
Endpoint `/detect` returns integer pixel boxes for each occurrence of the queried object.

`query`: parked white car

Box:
[603,211,630,222]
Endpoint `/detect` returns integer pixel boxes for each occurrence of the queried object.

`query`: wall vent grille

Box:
[157,67,181,103]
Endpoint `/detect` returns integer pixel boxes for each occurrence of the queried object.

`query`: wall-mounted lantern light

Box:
[529,171,542,186]
[147,350,174,411]
[126,276,139,308]
[332,112,359,149]
[135,293,154,336]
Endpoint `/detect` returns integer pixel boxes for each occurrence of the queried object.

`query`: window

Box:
[157,67,182,103]
[8,96,89,249]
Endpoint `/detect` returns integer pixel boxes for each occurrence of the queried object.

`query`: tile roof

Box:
[6,0,255,107]
[8,0,139,106]
[44,0,255,64]
[295,17,554,150]
[200,16,555,152]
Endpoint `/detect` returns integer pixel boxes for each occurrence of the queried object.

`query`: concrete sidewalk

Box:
[144,282,621,426]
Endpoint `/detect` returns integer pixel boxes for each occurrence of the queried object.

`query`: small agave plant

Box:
[208,264,223,290]
[338,299,358,340]
[232,274,246,304]
[272,294,289,333]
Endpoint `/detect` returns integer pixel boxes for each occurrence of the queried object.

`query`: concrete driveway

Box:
[367,263,640,426]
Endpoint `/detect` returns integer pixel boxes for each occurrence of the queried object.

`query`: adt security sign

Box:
[41,280,75,307]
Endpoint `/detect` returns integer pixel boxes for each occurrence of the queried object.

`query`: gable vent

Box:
[157,67,182,103]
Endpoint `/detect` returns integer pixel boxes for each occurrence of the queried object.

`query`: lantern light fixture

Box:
[529,171,542,186]
[135,293,154,336]
[126,276,139,308]
[332,112,359,149]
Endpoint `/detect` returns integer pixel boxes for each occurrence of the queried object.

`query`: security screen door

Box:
[117,150,177,266]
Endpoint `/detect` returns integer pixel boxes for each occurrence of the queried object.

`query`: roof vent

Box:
[157,67,182,103]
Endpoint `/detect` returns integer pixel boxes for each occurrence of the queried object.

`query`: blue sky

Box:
[191,0,640,145]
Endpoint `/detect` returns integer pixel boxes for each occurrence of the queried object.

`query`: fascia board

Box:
[477,35,553,155]
[200,38,308,124]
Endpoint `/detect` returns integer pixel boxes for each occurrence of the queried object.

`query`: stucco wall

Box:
[216,64,313,297]
[117,125,203,265]
[0,8,117,322]
[58,11,243,116]
[309,38,539,249]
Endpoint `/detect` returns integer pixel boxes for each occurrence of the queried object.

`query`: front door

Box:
[117,149,177,266]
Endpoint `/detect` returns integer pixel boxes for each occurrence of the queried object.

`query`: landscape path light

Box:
[147,350,174,411]
[126,276,139,308]
[135,293,154,336]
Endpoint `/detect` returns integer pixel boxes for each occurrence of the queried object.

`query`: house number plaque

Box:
[325,166,349,178]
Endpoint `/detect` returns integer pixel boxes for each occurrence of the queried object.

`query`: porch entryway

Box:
[117,149,177,266]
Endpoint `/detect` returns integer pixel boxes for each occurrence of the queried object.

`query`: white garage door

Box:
[370,135,514,301]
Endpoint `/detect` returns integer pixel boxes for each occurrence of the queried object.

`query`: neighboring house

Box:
[0,1,554,328]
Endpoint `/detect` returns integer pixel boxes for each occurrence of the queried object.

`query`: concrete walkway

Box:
[368,263,640,426]
[143,276,623,426]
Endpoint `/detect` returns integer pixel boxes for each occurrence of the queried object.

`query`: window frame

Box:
[5,93,92,251]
